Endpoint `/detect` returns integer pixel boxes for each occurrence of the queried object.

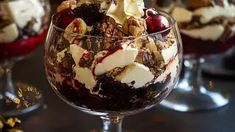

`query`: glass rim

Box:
[51,10,177,39]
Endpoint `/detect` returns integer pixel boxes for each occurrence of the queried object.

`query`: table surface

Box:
[11,1,235,132]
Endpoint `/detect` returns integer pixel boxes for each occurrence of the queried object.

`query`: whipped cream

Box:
[171,0,235,41]
[0,23,19,43]
[74,66,96,90]
[7,0,45,32]
[181,25,225,41]
[172,2,235,24]
[93,42,138,75]
[116,62,154,88]
[57,49,67,62]
[194,3,235,24]
[155,55,179,85]
[161,41,178,64]
[107,0,144,24]
[172,7,193,22]
[70,44,87,65]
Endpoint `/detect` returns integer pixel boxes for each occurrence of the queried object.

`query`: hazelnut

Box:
[64,18,87,42]
[123,17,147,36]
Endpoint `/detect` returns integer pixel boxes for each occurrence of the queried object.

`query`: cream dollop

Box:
[181,24,225,41]
[194,4,235,24]
[107,0,145,24]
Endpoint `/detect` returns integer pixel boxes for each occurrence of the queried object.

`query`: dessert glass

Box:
[152,0,233,112]
[0,0,50,116]
[44,11,182,131]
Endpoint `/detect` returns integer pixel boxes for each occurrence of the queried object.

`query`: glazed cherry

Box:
[146,13,169,34]
[54,9,76,29]
[145,8,158,17]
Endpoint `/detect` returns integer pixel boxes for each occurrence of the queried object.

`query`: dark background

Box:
[13,0,235,131]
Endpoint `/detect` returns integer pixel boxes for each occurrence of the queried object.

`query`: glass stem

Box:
[183,56,205,92]
[101,115,123,132]
[0,61,17,101]
[226,46,235,56]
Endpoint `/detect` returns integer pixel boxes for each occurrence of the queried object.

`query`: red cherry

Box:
[146,14,169,34]
[0,29,48,61]
[146,8,158,17]
[54,9,76,29]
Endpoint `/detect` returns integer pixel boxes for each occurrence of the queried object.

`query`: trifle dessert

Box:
[153,0,235,55]
[0,0,50,61]
[44,0,181,113]
[151,0,233,111]
[0,0,50,116]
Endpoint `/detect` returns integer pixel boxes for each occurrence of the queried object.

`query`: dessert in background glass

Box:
[0,0,50,116]
[44,0,182,131]
[152,0,234,111]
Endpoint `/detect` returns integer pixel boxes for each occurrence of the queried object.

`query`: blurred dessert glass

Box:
[151,0,234,111]
[0,0,50,116]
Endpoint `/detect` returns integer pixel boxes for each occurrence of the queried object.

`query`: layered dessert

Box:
[153,0,235,55]
[0,0,50,61]
[45,0,180,111]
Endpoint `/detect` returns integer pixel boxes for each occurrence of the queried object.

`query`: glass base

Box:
[202,54,235,77]
[90,129,133,132]
[161,83,229,112]
[0,81,43,117]
[161,56,230,112]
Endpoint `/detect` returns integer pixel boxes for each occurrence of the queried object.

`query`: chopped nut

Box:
[64,18,87,42]
[89,16,125,49]
[57,0,78,12]
[0,120,3,129]
[12,97,20,104]
[6,118,21,128]
[123,17,147,36]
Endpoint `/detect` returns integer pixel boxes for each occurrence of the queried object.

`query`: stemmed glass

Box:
[0,0,50,116]
[162,32,233,112]
[44,10,182,131]
[157,1,235,112]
